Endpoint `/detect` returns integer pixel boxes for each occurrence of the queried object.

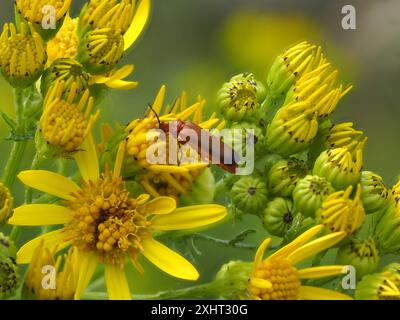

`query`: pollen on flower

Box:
[67,168,152,267]
[0,22,46,87]
[248,258,301,300]
[16,0,72,24]
[0,183,13,225]
[47,16,78,65]
[40,81,99,152]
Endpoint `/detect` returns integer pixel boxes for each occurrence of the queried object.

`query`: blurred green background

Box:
[1,0,400,296]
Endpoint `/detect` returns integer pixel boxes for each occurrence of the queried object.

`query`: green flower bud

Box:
[0,183,13,225]
[262,197,297,237]
[318,185,365,237]
[0,256,18,299]
[263,153,282,174]
[375,204,400,255]
[181,168,216,205]
[292,175,334,218]
[223,122,266,156]
[336,238,379,280]
[391,178,400,207]
[15,0,71,41]
[0,22,46,88]
[41,58,90,98]
[267,41,316,99]
[267,157,308,197]
[361,171,390,214]
[266,101,319,156]
[0,233,17,260]
[356,273,400,300]
[313,143,365,190]
[231,175,268,213]
[78,27,124,75]
[217,73,266,122]
[212,260,253,299]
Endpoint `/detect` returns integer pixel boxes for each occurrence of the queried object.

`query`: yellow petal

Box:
[151,204,227,230]
[18,170,80,201]
[298,266,346,279]
[152,85,166,114]
[17,229,73,264]
[74,250,98,300]
[74,133,99,182]
[287,232,346,265]
[298,286,353,300]
[144,197,176,215]
[254,238,271,269]
[106,79,138,90]
[142,237,199,280]
[124,0,151,51]
[250,277,272,289]
[105,264,131,300]
[109,65,134,81]
[267,225,324,261]
[8,204,72,226]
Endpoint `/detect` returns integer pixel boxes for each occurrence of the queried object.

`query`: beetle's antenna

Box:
[147,103,161,127]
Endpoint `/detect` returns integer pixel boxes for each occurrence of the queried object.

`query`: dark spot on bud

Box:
[248,187,256,196]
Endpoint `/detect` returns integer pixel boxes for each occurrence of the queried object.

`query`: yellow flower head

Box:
[24,242,79,300]
[9,137,227,299]
[318,185,365,237]
[79,0,151,52]
[78,27,125,75]
[266,100,319,156]
[41,58,90,97]
[0,183,13,225]
[125,85,224,200]
[80,0,135,34]
[39,80,99,154]
[16,0,72,25]
[326,122,364,149]
[46,15,79,65]
[0,22,46,88]
[285,48,352,119]
[248,225,351,300]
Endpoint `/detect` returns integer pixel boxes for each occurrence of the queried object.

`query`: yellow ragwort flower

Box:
[318,185,365,237]
[16,0,72,25]
[9,136,227,299]
[285,48,352,119]
[39,80,99,153]
[24,242,79,300]
[247,225,351,300]
[0,22,46,88]
[125,85,225,200]
[46,15,79,65]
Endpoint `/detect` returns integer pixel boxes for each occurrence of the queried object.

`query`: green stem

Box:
[2,140,28,188]
[83,283,214,300]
